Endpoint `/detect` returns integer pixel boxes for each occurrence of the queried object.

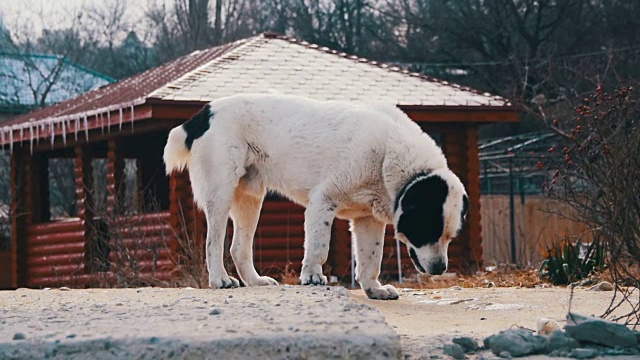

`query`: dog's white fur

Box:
[164,94,467,300]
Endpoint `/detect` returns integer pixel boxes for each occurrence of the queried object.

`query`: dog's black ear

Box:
[396,175,448,248]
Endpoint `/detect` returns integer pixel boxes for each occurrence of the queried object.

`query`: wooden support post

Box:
[75,145,103,273]
[10,146,29,288]
[106,139,125,214]
[169,170,205,255]
[465,125,483,271]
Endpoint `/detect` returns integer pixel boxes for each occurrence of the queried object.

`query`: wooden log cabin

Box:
[0,33,518,289]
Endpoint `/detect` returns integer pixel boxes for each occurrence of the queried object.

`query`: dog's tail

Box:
[164,125,190,174]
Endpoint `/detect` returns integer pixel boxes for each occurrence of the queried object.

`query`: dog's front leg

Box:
[300,194,337,285]
[351,216,399,300]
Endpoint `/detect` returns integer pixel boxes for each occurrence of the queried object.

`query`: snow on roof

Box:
[149,33,509,107]
[0,33,513,149]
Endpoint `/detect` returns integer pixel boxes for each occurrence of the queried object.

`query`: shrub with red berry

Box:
[544,86,639,315]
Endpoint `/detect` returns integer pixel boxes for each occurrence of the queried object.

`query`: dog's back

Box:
[166,94,404,202]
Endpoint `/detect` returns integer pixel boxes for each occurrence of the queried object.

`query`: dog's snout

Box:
[429,260,447,275]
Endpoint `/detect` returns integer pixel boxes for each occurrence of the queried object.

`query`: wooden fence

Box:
[481,195,591,267]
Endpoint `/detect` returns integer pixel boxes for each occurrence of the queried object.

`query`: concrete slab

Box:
[0,286,401,360]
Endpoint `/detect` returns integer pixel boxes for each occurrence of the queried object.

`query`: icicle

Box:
[29,125,34,154]
[61,120,67,145]
[119,108,123,130]
[19,127,24,142]
[1,128,5,149]
[84,114,89,141]
[74,117,79,141]
[50,121,55,147]
[107,111,111,133]
[9,127,14,152]
[36,124,40,145]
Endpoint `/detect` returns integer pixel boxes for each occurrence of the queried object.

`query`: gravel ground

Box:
[0,286,401,360]
[351,286,639,359]
[1,285,637,359]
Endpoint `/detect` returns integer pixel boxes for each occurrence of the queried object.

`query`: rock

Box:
[546,330,580,352]
[588,281,614,291]
[13,333,26,340]
[58,287,71,291]
[537,318,561,335]
[568,348,598,359]
[209,307,222,315]
[452,337,479,353]
[498,351,512,359]
[484,329,547,357]
[442,344,465,359]
[564,312,638,348]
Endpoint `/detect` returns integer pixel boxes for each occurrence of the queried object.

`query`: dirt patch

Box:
[351,286,639,359]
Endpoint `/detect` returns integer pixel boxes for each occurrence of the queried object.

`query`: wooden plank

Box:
[402,107,519,123]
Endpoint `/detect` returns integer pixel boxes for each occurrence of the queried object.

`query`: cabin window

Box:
[48,156,78,222]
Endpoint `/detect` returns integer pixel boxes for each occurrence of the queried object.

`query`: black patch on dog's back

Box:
[183,104,213,150]
[397,175,448,248]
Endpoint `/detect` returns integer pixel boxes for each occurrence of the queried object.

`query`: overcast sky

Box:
[0,0,151,39]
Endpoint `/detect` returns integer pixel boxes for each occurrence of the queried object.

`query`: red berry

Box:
[537,161,543,170]
[553,119,559,126]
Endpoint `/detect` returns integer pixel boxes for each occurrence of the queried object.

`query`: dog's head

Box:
[393,169,468,275]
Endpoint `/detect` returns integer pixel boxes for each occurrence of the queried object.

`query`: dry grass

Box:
[390,265,551,290]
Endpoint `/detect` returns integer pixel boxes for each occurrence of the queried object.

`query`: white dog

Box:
[164,94,468,300]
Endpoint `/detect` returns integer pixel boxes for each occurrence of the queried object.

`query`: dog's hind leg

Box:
[300,191,337,286]
[189,144,246,289]
[351,216,399,300]
[230,188,279,286]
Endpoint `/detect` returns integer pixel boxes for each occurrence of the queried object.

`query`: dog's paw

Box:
[246,276,279,286]
[209,275,240,289]
[300,273,328,286]
[365,284,399,300]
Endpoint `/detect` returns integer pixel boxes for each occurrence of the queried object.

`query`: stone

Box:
[537,318,561,335]
[588,281,613,291]
[209,307,222,315]
[545,330,580,353]
[12,333,25,340]
[484,329,547,357]
[452,336,479,353]
[442,344,465,359]
[498,351,512,359]
[568,348,598,359]
[564,312,638,348]
[58,287,71,291]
